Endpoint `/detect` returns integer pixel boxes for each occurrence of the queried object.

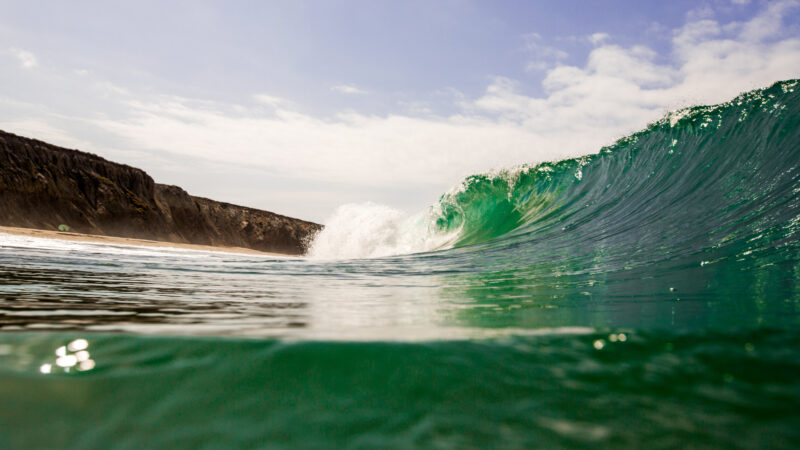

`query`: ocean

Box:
[1,79,799,448]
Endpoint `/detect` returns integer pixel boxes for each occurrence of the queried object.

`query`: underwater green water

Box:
[1,80,800,448]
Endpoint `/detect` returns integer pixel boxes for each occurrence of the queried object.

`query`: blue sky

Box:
[1,1,799,221]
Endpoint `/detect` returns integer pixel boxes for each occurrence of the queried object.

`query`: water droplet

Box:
[67,339,89,352]
[56,355,78,368]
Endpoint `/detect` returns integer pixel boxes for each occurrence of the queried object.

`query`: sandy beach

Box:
[0,225,292,256]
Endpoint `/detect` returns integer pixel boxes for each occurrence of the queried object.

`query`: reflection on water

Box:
[0,240,462,339]
[1,226,799,340]
[0,243,312,337]
[39,338,95,374]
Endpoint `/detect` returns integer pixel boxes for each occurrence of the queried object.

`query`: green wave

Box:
[434,79,800,252]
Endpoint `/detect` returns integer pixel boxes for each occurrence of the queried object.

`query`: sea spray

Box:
[307,166,563,258]
[307,202,460,259]
[307,160,585,258]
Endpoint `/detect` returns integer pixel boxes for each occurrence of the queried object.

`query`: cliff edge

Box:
[0,130,321,254]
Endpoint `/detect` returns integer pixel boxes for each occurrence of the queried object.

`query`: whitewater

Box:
[1,79,799,448]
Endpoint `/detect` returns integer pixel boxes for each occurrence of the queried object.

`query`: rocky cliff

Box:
[0,130,321,254]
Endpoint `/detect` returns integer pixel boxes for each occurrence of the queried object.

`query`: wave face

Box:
[437,79,800,251]
[2,80,800,448]
[312,79,800,261]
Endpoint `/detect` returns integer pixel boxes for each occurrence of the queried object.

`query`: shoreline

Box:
[0,225,294,257]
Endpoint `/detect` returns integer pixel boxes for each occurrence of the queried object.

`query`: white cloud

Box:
[686,5,715,21]
[0,119,92,150]
[331,84,368,95]
[522,32,569,72]
[739,0,797,41]
[588,32,610,45]
[11,48,37,69]
[253,94,291,108]
[524,61,549,72]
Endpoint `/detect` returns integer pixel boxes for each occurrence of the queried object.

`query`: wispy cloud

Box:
[331,84,368,95]
[523,32,569,72]
[588,32,610,45]
[11,48,37,69]
[253,94,291,108]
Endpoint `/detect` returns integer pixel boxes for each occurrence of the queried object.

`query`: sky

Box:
[1,0,799,222]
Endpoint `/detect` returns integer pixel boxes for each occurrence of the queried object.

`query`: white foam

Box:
[307,202,460,259]
[0,232,264,259]
[308,166,537,260]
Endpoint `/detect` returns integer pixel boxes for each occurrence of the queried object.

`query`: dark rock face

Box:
[0,130,321,254]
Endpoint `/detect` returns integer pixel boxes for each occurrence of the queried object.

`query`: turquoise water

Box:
[1,80,800,448]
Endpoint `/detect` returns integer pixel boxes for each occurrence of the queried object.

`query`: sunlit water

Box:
[2,80,800,448]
